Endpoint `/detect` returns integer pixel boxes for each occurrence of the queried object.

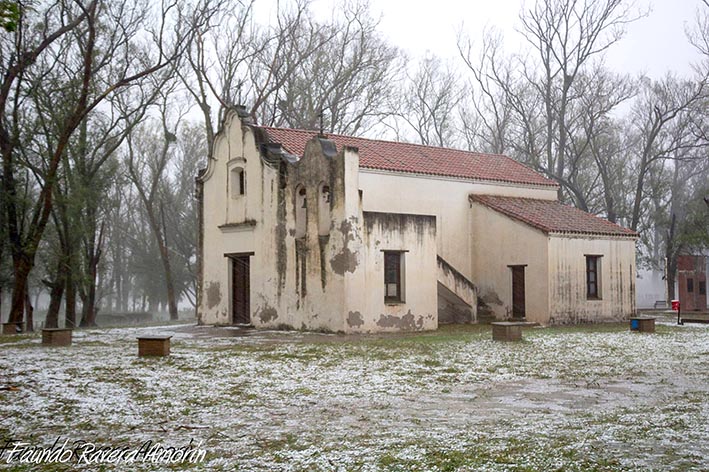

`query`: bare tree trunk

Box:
[666,215,678,302]
[79,222,104,327]
[8,255,31,324]
[127,106,180,321]
[65,268,77,328]
[44,258,66,329]
[24,290,33,332]
[161,204,178,320]
[80,276,97,327]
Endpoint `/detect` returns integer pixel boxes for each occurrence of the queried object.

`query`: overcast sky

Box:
[378,0,706,77]
[257,0,706,78]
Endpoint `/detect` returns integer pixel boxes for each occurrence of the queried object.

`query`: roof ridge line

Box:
[258,126,559,187]
[258,125,516,159]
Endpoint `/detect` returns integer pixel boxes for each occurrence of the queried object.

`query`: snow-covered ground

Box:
[1,317,708,471]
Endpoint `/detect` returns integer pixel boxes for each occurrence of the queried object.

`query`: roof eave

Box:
[548,231,638,239]
[360,167,559,188]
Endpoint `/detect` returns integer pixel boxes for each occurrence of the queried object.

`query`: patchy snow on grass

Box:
[1,319,708,471]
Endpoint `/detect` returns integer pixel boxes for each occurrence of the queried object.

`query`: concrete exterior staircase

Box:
[437,256,478,324]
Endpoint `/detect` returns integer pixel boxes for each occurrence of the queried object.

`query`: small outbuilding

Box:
[470,195,637,324]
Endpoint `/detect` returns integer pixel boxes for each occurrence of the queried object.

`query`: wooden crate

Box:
[42,328,73,346]
[137,335,172,357]
[630,317,655,333]
[491,322,524,342]
[2,322,24,335]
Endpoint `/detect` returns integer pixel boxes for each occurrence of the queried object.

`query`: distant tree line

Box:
[0,0,707,329]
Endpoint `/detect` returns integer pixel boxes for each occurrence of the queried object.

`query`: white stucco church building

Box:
[196,107,637,332]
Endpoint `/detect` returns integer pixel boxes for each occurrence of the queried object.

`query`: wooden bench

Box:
[137,335,172,357]
[491,322,526,342]
[42,328,73,346]
[630,317,655,333]
[679,313,709,324]
[2,322,24,335]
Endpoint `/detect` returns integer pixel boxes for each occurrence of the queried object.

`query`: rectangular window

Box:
[687,278,694,293]
[384,251,403,303]
[238,170,245,195]
[231,168,245,198]
[586,255,602,300]
[700,281,706,296]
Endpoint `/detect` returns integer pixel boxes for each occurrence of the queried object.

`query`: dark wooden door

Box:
[232,256,251,324]
[511,266,526,319]
[678,255,707,312]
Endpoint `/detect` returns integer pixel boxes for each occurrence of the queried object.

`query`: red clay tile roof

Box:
[471,195,637,237]
[258,126,557,187]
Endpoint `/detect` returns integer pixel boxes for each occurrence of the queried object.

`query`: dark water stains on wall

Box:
[206,282,221,309]
[363,212,436,245]
[257,304,279,323]
[477,299,496,320]
[275,162,288,298]
[330,218,359,275]
[376,311,424,331]
[480,289,503,306]
[295,239,307,298]
[318,236,329,289]
[347,311,364,328]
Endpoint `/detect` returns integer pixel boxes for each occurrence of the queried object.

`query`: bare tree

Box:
[272,1,402,135]
[392,55,462,147]
[564,66,637,214]
[160,123,206,309]
[178,0,256,155]
[626,75,707,232]
[246,0,333,127]
[1,0,202,326]
[458,29,516,154]
[646,152,709,300]
[516,0,644,194]
[126,91,188,321]
[688,0,709,59]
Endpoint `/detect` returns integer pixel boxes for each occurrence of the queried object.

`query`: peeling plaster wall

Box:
[470,203,550,324]
[251,138,361,332]
[199,112,261,325]
[359,170,557,280]
[345,212,438,333]
[547,236,636,324]
[201,112,407,332]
